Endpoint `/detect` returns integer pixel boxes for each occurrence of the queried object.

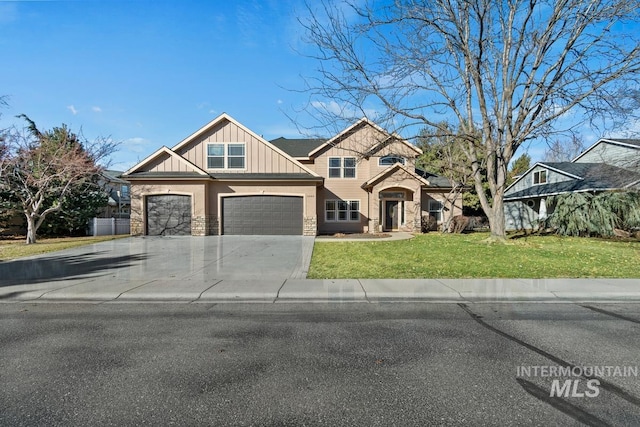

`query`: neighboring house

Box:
[504,138,640,230]
[97,170,131,218]
[122,113,461,236]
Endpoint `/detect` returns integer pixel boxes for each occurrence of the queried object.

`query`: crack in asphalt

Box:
[457,302,640,421]
[579,305,640,325]
[515,378,611,427]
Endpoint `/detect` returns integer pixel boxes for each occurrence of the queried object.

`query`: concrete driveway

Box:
[0,236,315,302]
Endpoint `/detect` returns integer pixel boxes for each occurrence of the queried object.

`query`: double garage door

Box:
[222,195,303,235]
[146,194,303,235]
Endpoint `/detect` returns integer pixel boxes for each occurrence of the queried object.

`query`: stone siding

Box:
[303,216,317,236]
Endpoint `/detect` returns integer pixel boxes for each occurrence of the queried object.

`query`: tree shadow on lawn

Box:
[0,251,148,287]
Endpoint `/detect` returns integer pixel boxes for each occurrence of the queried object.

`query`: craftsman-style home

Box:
[122,113,461,236]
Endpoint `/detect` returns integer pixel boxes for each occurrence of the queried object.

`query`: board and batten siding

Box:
[145,152,197,173]
[174,119,309,175]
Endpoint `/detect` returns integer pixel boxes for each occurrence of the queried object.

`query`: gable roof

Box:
[504,162,640,200]
[573,138,640,162]
[171,113,319,177]
[414,168,457,188]
[122,146,209,177]
[269,137,326,158]
[361,163,432,189]
[308,117,422,158]
[102,170,129,184]
[538,162,592,179]
[504,161,584,194]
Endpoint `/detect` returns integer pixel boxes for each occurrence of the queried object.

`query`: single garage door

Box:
[146,194,192,236]
[222,195,303,235]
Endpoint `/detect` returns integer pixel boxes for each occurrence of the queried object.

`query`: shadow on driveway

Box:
[0,251,148,286]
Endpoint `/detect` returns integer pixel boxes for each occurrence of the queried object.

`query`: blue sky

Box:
[2,1,638,171]
[1,0,321,170]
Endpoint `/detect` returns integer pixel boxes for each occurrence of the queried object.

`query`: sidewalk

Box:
[2,277,639,303]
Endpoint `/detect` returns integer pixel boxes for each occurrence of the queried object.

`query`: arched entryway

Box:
[378,188,414,232]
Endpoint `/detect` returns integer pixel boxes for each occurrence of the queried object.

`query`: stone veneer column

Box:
[368,218,379,234]
[130,218,143,235]
[303,217,317,236]
[191,216,207,236]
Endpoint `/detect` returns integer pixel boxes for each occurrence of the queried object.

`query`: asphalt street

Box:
[1,303,639,426]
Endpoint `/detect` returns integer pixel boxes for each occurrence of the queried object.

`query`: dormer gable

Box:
[122,146,208,177]
[308,118,421,160]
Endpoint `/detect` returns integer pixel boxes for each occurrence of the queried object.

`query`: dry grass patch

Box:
[0,235,129,261]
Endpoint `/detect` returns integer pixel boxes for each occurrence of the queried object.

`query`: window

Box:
[207,144,224,169]
[120,185,129,198]
[379,155,406,166]
[328,157,356,178]
[227,144,245,169]
[325,200,360,222]
[380,191,404,199]
[328,158,341,178]
[343,157,356,178]
[429,200,443,222]
[533,170,547,185]
[207,143,245,169]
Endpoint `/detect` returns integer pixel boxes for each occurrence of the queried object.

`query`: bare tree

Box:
[1,116,118,244]
[417,124,479,228]
[543,135,586,162]
[299,0,640,240]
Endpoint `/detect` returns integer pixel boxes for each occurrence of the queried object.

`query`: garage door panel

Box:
[223,195,303,235]
[146,195,192,236]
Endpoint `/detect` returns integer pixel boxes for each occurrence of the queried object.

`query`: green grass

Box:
[307,233,640,278]
[0,235,129,261]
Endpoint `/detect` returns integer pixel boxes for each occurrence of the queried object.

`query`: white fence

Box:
[89,218,130,236]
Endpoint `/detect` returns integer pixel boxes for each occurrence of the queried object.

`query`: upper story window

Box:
[120,185,130,198]
[207,143,246,169]
[379,155,406,166]
[328,156,356,178]
[533,170,547,185]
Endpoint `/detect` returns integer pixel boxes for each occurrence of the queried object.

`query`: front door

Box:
[385,200,399,231]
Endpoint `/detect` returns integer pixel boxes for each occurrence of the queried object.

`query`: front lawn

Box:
[0,235,128,261]
[307,233,640,278]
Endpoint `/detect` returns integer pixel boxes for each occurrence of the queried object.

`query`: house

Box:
[504,138,640,230]
[122,113,461,236]
[97,170,131,218]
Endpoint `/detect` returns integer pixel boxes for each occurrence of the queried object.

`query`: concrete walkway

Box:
[1,277,639,304]
[315,231,415,242]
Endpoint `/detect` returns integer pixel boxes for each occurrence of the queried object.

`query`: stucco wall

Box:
[128,180,209,235]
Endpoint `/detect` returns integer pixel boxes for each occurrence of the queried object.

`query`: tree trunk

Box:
[486,196,506,242]
[25,215,37,244]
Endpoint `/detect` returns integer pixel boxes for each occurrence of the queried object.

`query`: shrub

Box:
[547,191,640,237]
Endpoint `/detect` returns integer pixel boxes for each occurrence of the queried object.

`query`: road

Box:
[1,303,639,426]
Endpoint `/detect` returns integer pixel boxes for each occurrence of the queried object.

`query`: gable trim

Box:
[172,113,319,177]
[362,163,431,189]
[504,162,582,194]
[308,117,421,158]
[572,138,640,163]
[122,146,208,177]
